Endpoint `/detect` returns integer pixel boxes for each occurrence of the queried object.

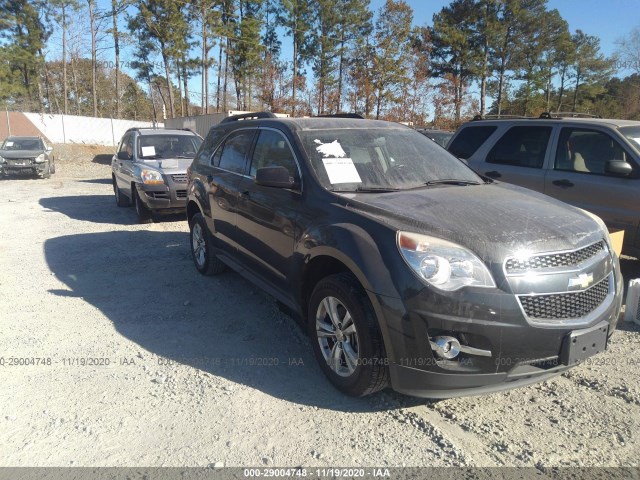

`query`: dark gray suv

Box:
[111,127,202,223]
[186,112,622,398]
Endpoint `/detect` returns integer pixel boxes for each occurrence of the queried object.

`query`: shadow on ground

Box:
[39,195,186,225]
[79,178,113,185]
[44,230,389,412]
[92,154,113,165]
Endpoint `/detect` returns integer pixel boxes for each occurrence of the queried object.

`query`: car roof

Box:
[465,117,640,129]
[5,136,42,141]
[131,128,198,136]
[219,117,411,132]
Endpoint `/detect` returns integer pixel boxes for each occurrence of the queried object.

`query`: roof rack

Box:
[472,114,533,121]
[541,111,602,119]
[220,111,277,124]
[316,113,364,119]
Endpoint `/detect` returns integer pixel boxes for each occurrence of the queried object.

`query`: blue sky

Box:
[52,0,640,111]
[369,0,638,60]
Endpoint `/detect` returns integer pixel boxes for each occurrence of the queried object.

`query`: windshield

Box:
[619,126,640,151]
[1,138,43,151]
[420,130,454,148]
[137,134,202,159]
[299,128,482,191]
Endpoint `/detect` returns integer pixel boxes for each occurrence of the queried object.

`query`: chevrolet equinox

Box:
[186,112,622,398]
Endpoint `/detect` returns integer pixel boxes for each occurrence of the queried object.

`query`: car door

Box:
[544,126,640,247]
[234,128,302,297]
[478,125,552,192]
[114,133,135,195]
[207,128,257,255]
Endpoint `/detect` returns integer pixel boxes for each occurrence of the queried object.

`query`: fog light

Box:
[430,336,461,359]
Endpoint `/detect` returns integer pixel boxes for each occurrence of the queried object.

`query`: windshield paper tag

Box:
[322,158,362,184]
[141,146,156,157]
[5,141,13,147]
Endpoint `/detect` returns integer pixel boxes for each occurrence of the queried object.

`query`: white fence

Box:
[22,113,163,146]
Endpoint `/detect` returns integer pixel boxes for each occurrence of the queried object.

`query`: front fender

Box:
[298,222,401,298]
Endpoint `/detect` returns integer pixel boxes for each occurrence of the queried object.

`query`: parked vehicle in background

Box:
[111,127,203,223]
[186,112,622,399]
[416,128,454,148]
[448,114,640,257]
[0,136,55,179]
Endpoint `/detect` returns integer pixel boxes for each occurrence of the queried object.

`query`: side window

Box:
[486,126,551,168]
[249,130,298,179]
[448,126,497,159]
[195,129,226,166]
[215,130,255,174]
[118,134,134,159]
[555,128,630,175]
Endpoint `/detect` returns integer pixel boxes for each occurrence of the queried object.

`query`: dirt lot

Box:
[0,144,639,469]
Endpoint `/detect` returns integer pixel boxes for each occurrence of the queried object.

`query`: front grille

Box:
[506,241,605,273]
[518,276,609,320]
[176,190,187,199]
[171,174,188,183]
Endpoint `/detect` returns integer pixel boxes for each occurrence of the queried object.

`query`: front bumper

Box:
[135,181,187,213]
[371,257,623,398]
[1,160,46,176]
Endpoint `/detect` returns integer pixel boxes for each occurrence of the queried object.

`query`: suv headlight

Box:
[397,232,496,291]
[34,154,46,163]
[140,169,164,185]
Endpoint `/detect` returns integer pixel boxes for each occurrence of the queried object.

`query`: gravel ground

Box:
[0,144,639,469]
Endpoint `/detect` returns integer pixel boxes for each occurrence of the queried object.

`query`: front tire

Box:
[41,161,51,179]
[190,213,226,275]
[113,176,130,207]
[50,157,56,174]
[308,272,389,397]
[133,187,153,224]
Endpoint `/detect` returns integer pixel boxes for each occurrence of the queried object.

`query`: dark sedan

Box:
[0,136,55,178]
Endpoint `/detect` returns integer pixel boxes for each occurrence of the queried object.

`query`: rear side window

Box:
[448,126,496,159]
[213,130,255,174]
[487,126,551,168]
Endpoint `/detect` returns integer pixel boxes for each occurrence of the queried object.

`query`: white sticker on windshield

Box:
[322,158,362,184]
[5,141,13,147]
[632,137,640,146]
[314,139,346,158]
[141,146,156,157]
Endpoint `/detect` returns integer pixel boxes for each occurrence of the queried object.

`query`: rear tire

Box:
[133,187,153,224]
[190,213,226,275]
[113,176,130,207]
[308,272,389,397]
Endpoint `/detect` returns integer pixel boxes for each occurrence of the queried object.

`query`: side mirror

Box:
[605,160,633,177]
[117,151,132,161]
[255,166,296,189]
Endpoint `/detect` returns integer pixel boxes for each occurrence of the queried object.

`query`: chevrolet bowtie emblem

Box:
[568,272,594,290]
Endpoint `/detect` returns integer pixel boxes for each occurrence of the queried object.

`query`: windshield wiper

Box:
[423,179,483,187]
[332,186,401,193]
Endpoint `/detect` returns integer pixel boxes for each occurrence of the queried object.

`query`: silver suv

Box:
[111,127,202,223]
[448,115,640,256]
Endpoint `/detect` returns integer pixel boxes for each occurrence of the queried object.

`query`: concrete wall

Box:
[20,112,162,146]
[164,113,227,138]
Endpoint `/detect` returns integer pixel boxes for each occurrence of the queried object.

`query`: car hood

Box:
[338,183,602,262]
[138,157,192,174]
[0,149,45,158]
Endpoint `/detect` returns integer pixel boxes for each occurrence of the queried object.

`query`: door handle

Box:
[485,170,501,178]
[240,190,250,198]
[552,179,574,187]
